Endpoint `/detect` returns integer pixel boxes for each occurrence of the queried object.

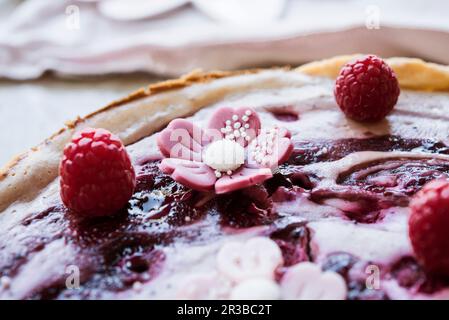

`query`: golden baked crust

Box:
[1,56,448,212]
[298,54,449,91]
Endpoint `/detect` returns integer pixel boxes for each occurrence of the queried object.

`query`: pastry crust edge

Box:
[1,55,449,211]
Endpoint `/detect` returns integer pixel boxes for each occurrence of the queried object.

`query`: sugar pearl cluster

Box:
[220,109,252,142]
[250,127,278,166]
[210,109,254,178]
[215,170,229,178]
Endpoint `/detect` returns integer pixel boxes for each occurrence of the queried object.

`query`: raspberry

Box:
[334,55,400,122]
[60,128,136,217]
[409,179,449,277]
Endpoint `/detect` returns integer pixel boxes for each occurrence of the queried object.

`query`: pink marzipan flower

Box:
[157,107,293,194]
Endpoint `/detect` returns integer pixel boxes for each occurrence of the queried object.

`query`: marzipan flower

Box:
[157,107,293,193]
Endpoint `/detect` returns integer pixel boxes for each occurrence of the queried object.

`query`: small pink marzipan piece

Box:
[216,237,283,283]
[176,272,232,300]
[280,262,347,300]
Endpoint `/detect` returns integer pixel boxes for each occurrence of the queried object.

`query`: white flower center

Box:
[204,139,245,173]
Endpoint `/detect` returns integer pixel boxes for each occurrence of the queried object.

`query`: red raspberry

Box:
[60,128,136,217]
[334,55,400,122]
[409,179,449,277]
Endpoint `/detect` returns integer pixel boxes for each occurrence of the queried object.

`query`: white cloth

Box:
[0,0,449,79]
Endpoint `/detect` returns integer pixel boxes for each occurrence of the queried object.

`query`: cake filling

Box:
[2,132,449,299]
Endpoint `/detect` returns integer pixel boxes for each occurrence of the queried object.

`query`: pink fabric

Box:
[157,107,293,194]
[4,1,449,80]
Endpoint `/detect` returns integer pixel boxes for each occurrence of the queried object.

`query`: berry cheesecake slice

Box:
[1,55,449,300]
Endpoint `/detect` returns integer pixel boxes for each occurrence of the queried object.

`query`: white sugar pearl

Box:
[204,139,245,172]
[227,170,232,175]
[239,127,245,132]
[226,120,231,126]
[234,130,241,138]
[245,136,251,141]
[232,114,238,121]
[245,110,252,116]
[220,128,227,134]
[215,171,222,178]
[244,124,250,129]
[242,115,249,122]
[234,122,241,129]
[241,132,247,138]
[226,126,233,133]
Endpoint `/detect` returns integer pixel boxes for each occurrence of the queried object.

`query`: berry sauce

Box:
[2,135,449,299]
[266,106,300,122]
